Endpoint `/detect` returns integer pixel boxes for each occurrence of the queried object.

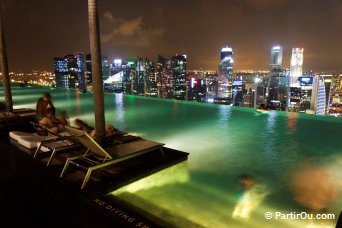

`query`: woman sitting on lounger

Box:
[39,107,61,132]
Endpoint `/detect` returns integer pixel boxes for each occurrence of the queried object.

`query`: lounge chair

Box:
[61,126,165,189]
[10,129,58,149]
[0,108,36,128]
[9,131,39,142]
[12,121,65,150]
[31,122,81,166]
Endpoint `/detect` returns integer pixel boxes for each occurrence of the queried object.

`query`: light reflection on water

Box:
[115,93,124,122]
[2,86,341,227]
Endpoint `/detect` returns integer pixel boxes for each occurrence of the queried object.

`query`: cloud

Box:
[101,12,164,48]
[103,11,114,23]
[113,17,142,36]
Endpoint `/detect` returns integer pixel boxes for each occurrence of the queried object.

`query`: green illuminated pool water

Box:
[2,86,341,227]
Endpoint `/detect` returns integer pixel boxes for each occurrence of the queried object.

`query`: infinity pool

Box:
[2,86,341,227]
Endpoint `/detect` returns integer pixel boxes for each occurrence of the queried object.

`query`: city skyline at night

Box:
[2,0,342,72]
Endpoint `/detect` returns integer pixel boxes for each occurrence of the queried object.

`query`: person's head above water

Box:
[238,174,255,190]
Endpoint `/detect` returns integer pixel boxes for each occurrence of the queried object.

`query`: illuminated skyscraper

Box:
[102,56,110,81]
[85,54,92,85]
[157,55,172,99]
[290,48,304,86]
[103,58,124,92]
[54,57,68,88]
[63,53,85,90]
[310,75,326,115]
[171,54,187,100]
[112,59,123,75]
[270,46,283,69]
[145,61,157,97]
[134,58,154,96]
[123,59,135,94]
[298,76,313,112]
[267,45,288,110]
[85,54,110,85]
[204,71,218,102]
[188,71,206,102]
[218,46,234,104]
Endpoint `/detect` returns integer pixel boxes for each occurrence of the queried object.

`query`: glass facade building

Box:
[53,57,68,88]
[64,53,85,90]
[157,55,173,99]
[217,46,234,104]
[134,58,154,96]
[267,46,288,110]
[171,54,187,100]
[54,53,85,90]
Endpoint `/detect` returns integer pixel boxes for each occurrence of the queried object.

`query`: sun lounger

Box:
[18,134,59,149]
[61,126,165,189]
[9,131,39,141]
[31,123,81,166]
[9,123,60,148]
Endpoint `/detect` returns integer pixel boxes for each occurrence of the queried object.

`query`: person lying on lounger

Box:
[74,119,94,134]
[56,110,69,131]
[74,119,124,139]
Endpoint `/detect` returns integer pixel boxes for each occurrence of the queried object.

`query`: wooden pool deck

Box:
[0,124,189,227]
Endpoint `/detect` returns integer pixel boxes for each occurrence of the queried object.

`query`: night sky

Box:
[3,0,342,72]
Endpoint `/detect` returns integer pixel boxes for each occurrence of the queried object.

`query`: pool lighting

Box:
[111,161,189,195]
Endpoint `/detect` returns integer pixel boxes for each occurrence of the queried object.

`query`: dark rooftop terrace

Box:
[0,122,188,227]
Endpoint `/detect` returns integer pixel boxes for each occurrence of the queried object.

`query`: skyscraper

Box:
[188,71,206,102]
[157,55,172,99]
[267,45,288,110]
[270,46,283,69]
[101,56,110,81]
[204,71,218,102]
[218,46,234,104]
[310,75,326,115]
[145,61,157,97]
[103,58,124,92]
[54,57,68,88]
[85,54,110,85]
[134,58,154,96]
[288,48,304,111]
[85,54,92,85]
[290,48,304,86]
[298,76,313,112]
[171,54,187,100]
[54,53,85,90]
[64,53,85,90]
[123,59,135,94]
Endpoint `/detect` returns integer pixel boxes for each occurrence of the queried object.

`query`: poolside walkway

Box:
[0,125,188,227]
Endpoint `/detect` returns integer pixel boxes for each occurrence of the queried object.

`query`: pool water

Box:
[2,86,341,227]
